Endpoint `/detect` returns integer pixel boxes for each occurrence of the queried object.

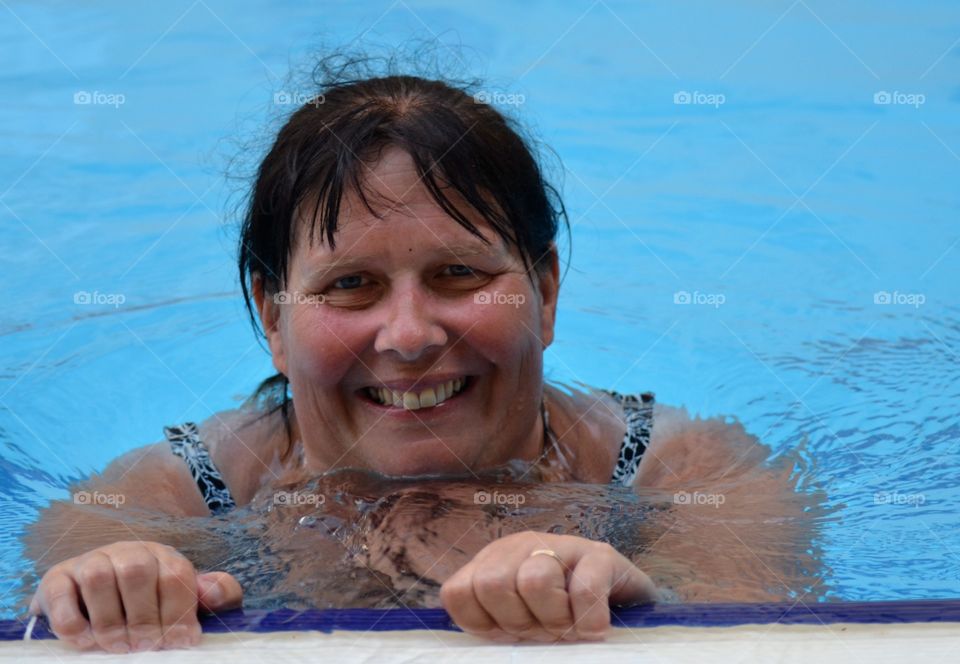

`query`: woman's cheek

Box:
[467,295,540,353]
[286,307,361,384]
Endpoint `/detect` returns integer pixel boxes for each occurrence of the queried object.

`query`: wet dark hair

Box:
[235,50,570,431]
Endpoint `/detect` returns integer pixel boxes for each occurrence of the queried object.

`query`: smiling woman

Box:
[252,145,562,478]
[23,54,813,653]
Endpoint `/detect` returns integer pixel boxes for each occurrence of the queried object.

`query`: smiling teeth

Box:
[367,378,466,410]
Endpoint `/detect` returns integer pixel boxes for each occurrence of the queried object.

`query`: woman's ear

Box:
[536,243,560,349]
[252,274,288,376]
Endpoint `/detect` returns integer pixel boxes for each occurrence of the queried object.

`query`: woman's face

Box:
[256,147,559,477]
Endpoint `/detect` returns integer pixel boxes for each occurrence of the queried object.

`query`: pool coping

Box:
[4,599,960,641]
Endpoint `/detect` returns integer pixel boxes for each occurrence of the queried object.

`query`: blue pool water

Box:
[1,1,959,618]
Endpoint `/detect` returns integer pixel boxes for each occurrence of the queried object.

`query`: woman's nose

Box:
[373,284,448,361]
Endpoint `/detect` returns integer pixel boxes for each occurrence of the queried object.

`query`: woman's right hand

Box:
[29,540,242,653]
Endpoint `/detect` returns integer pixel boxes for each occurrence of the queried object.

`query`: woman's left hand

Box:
[439,531,658,643]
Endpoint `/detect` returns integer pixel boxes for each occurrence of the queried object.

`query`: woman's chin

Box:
[367,441,476,479]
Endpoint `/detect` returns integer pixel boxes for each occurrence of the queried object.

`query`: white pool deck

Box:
[3,621,959,663]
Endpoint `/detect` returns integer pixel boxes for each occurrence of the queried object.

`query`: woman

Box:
[27,70,805,653]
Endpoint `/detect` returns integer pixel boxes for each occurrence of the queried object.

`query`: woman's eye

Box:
[332,274,366,289]
[437,264,493,291]
[444,264,477,277]
[322,274,381,309]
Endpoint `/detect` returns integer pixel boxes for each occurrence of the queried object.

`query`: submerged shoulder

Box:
[191,405,294,506]
[636,403,772,488]
[89,441,212,516]
[25,408,289,569]
[543,384,633,482]
[91,406,291,515]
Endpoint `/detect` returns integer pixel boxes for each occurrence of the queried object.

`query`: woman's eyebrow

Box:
[434,243,501,261]
[305,243,500,274]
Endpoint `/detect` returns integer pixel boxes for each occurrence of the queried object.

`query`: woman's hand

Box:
[29,540,242,653]
[440,531,657,642]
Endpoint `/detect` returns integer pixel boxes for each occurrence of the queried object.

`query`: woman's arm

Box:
[633,403,826,602]
[24,404,273,571]
[23,441,213,575]
[22,417,255,653]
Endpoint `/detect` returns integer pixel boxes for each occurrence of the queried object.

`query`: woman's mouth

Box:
[361,376,472,411]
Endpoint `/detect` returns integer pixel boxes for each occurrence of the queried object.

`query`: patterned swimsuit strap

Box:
[605,390,655,487]
[163,422,237,515]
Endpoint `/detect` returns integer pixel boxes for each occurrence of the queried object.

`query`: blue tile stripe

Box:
[4,600,960,641]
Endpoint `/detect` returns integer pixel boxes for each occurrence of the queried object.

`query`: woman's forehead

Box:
[295,148,511,260]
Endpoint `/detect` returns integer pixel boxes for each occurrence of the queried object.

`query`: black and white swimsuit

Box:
[164,390,655,515]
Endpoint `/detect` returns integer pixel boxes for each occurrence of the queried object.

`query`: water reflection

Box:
[210,461,830,608]
[20,452,831,614]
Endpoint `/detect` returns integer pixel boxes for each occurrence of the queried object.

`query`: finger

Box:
[567,552,613,640]
[74,553,130,653]
[608,558,658,607]
[156,551,201,649]
[197,572,243,612]
[36,573,95,650]
[472,560,540,638]
[439,565,501,637]
[107,547,162,652]
[516,554,574,640]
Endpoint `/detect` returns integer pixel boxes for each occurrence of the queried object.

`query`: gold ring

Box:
[529,548,563,564]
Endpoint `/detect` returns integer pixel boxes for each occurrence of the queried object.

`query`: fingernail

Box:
[135,638,155,652]
[108,641,130,653]
[75,634,94,649]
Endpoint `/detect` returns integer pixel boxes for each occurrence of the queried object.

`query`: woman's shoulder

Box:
[189,405,294,506]
[89,405,291,517]
[88,439,214,516]
[543,383,652,483]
